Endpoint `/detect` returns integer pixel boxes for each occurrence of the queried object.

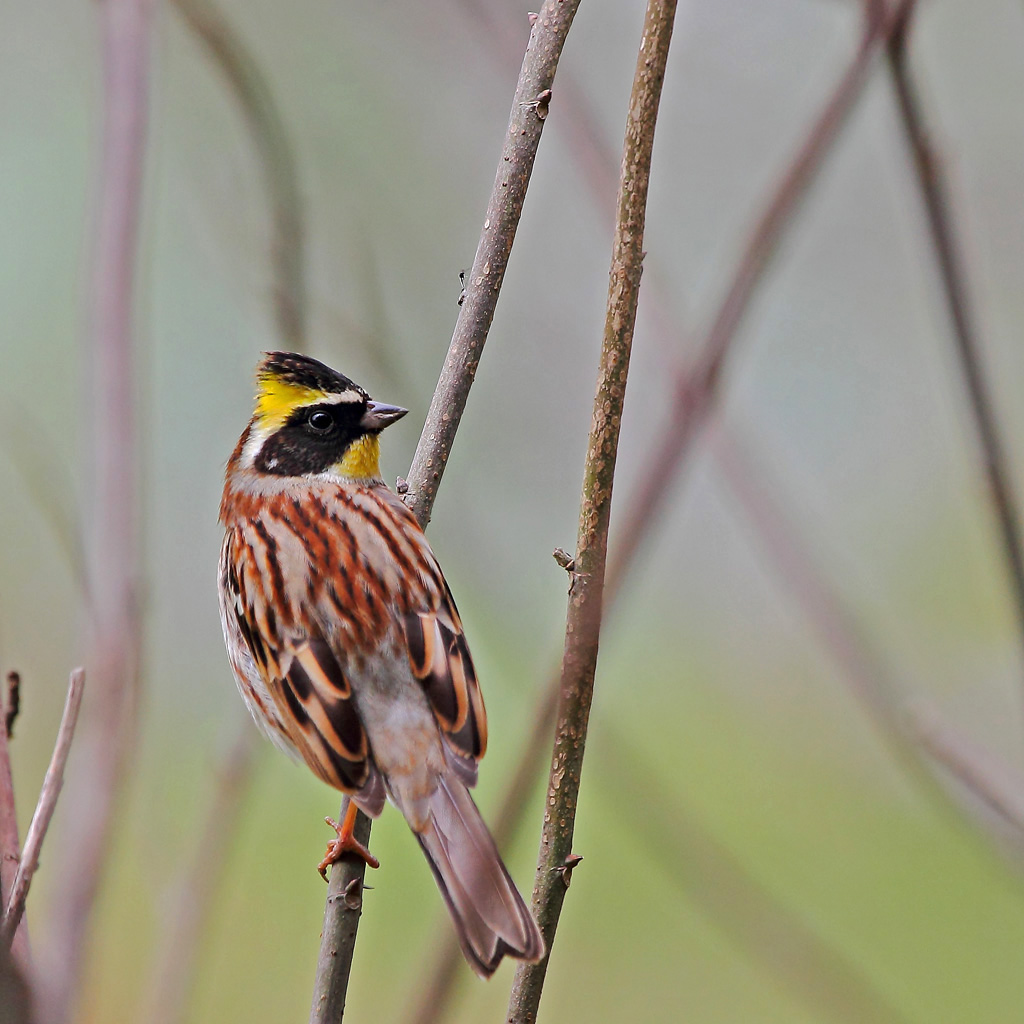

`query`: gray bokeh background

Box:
[2,1,1024,1021]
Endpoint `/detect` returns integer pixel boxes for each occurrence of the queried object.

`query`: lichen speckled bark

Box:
[311,2,582,1019]
[405,0,582,528]
[507,2,678,1020]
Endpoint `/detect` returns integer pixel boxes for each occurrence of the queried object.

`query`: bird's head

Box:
[238,351,407,481]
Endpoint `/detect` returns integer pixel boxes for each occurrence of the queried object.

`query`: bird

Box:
[218,351,544,978]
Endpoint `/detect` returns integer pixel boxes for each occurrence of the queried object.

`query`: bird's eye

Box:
[307,410,334,433]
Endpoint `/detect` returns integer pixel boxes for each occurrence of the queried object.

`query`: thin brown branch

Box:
[885,9,1024,702]
[403,0,582,529]
[309,3,583,1018]
[309,801,373,1024]
[712,425,1024,853]
[38,2,153,1020]
[906,701,1024,834]
[171,0,306,347]
[0,674,28,972]
[507,2,678,1018]
[407,6,915,1020]
[141,727,259,1024]
[1,670,86,951]
[595,726,917,1024]
[606,0,915,590]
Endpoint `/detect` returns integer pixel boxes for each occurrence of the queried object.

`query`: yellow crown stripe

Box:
[255,378,322,429]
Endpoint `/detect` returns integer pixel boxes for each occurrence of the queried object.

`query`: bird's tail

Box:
[414,773,544,978]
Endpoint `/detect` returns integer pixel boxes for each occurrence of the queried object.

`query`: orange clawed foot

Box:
[317,800,379,881]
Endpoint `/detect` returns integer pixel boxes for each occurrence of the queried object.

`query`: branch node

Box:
[557,852,583,888]
[342,878,363,912]
[552,547,575,572]
[4,674,20,740]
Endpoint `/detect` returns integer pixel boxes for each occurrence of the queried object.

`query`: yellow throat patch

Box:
[334,433,382,481]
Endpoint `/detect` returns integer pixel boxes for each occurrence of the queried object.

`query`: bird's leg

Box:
[318,798,379,880]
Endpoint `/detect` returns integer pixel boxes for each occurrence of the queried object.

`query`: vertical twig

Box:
[906,701,1024,834]
[38,2,153,1020]
[308,802,373,1024]
[309,3,583,1020]
[1,670,87,950]
[713,426,1024,852]
[595,727,917,1024]
[171,0,306,348]
[507,2,678,1018]
[0,673,28,972]
[885,8,1024,700]
[141,728,258,1024]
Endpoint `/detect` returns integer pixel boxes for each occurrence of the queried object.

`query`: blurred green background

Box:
[3,0,1024,1021]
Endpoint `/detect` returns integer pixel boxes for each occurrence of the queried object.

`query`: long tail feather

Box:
[415,774,543,978]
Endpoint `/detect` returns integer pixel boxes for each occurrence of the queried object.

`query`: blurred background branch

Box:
[140,727,258,1024]
[884,5,1024,703]
[171,0,306,349]
[594,724,916,1024]
[36,2,154,1022]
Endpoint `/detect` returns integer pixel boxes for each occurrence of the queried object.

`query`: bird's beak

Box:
[360,401,408,431]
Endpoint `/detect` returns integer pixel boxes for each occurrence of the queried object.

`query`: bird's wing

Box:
[402,580,488,773]
[368,486,490,774]
[223,525,385,812]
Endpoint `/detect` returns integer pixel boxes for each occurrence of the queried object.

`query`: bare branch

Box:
[37,2,153,1019]
[712,425,1024,852]
[885,8,1024,705]
[141,728,258,1024]
[0,674,28,972]
[308,802,372,1024]
[507,2,678,1017]
[171,0,306,348]
[606,0,915,589]
[310,2,583,1018]
[596,726,917,1024]
[906,701,1024,834]
[1,670,86,951]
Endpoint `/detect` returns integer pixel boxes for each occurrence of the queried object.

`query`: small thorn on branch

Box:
[552,547,575,572]
[520,88,553,120]
[4,674,20,740]
[553,547,588,593]
[557,852,583,888]
[342,878,362,911]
